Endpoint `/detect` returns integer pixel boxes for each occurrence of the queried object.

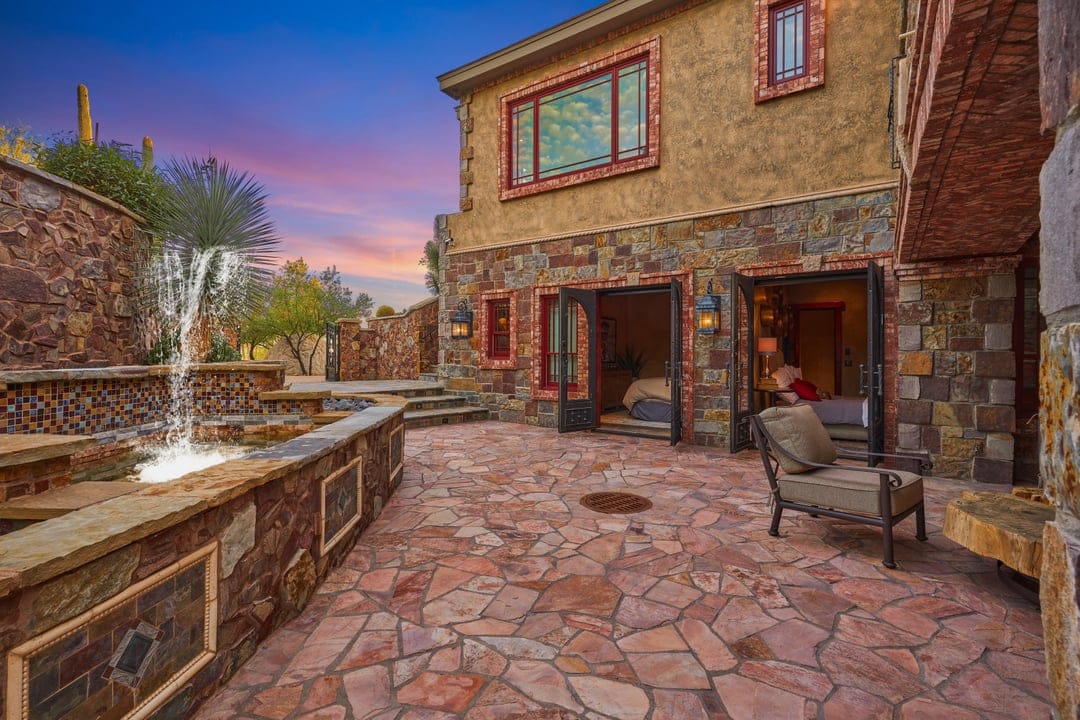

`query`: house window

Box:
[488,299,511,358]
[754,0,824,103]
[510,58,648,188]
[770,0,806,83]
[500,37,661,200]
[541,295,578,389]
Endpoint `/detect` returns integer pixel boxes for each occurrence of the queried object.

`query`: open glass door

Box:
[866,261,885,461]
[558,287,598,433]
[729,273,755,452]
[669,278,682,446]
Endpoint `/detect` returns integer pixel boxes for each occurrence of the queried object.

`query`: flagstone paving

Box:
[195,421,1052,719]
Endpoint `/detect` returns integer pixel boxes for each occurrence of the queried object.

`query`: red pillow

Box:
[790,378,821,401]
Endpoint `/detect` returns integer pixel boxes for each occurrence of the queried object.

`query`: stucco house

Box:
[434,0,1044,487]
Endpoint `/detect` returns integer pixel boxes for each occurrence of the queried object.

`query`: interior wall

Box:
[757,278,868,396]
[600,291,671,380]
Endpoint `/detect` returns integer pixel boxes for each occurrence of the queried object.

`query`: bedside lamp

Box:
[757,336,778,380]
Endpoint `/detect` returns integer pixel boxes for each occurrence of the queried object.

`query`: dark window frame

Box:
[488,298,511,359]
[769,0,808,85]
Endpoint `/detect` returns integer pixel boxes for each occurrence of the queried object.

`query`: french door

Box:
[557,287,598,432]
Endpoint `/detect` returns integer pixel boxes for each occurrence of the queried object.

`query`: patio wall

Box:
[338,297,438,381]
[1036,0,1080,712]
[0,392,407,720]
[0,157,150,369]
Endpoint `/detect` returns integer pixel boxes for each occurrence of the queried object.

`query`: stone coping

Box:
[0,404,402,599]
[0,361,288,386]
[0,155,145,222]
[0,434,96,468]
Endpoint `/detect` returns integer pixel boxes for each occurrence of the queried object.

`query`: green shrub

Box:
[37,139,169,219]
[204,333,241,362]
[147,332,179,365]
[375,304,397,317]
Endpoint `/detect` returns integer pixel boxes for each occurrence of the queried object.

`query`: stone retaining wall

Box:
[339,297,438,381]
[0,157,151,369]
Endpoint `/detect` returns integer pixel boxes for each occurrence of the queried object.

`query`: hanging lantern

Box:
[450,299,473,339]
[695,280,721,335]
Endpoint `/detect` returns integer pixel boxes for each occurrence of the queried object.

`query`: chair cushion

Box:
[778,466,924,517]
[758,405,837,474]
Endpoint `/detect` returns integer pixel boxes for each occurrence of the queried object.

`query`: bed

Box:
[622,377,672,422]
[771,365,867,441]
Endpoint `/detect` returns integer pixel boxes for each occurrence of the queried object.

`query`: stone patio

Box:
[194,421,1051,720]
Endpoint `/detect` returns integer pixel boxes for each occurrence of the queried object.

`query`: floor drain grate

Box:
[580,492,652,514]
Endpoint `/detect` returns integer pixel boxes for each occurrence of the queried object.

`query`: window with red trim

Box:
[769,0,807,84]
[506,51,654,192]
[540,295,578,390]
[488,299,511,359]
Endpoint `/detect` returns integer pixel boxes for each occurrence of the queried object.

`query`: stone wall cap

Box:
[0,154,145,223]
[0,434,96,468]
[0,362,287,384]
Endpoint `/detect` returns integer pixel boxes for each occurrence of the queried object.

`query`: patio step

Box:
[406,394,469,412]
[405,405,489,429]
[418,372,439,383]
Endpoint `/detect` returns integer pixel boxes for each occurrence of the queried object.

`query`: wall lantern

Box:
[695,280,721,335]
[450,299,473,339]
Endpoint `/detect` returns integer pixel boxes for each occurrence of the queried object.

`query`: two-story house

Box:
[435,0,1040,487]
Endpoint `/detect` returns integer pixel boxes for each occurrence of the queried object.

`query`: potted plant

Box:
[614,345,647,380]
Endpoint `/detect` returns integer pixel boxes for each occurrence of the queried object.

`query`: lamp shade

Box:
[757,336,778,354]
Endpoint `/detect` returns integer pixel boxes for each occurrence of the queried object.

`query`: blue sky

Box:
[0,1,599,311]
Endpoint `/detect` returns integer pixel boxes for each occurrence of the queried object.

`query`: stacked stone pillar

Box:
[1036,0,1080,714]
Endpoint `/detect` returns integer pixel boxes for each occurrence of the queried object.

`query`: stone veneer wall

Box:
[0,157,150,368]
[440,188,899,449]
[0,362,315,436]
[0,405,405,720]
[338,298,438,381]
[1036,0,1080,714]
[894,258,1021,482]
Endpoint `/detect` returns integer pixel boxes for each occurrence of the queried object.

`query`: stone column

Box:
[1037,0,1080,715]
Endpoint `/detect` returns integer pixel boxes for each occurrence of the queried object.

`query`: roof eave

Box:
[437,0,686,99]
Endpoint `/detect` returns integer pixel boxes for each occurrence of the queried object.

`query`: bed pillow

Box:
[771,366,794,388]
[790,378,821,401]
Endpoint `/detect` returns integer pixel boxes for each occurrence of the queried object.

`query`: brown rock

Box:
[66,311,93,337]
[0,264,47,302]
[1039,520,1080,719]
[899,351,933,376]
[534,575,621,616]
[32,544,139,630]
[283,549,316,611]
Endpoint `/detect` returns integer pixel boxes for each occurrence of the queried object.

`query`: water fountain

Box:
[137,246,255,483]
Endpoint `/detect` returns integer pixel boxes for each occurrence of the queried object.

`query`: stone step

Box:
[405,406,489,429]
[418,372,439,383]
[406,394,469,412]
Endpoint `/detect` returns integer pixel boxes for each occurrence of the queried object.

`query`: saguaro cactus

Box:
[77,84,92,144]
[142,136,154,168]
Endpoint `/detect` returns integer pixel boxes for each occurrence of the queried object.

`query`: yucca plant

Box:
[145,156,280,361]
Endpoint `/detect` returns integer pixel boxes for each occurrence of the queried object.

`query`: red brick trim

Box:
[498,37,661,201]
[477,289,517,370]
[753,0,825,103]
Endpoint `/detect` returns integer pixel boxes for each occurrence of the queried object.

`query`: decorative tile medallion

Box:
[5,542,219,720]
[320,457,363,556]
[389,425,404,484]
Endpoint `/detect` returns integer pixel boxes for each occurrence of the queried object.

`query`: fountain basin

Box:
[0,363,407,720]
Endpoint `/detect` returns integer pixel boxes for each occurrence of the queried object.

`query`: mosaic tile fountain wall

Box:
[0,365,310,436]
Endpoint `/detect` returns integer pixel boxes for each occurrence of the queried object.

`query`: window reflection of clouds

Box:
[510,57,648,186]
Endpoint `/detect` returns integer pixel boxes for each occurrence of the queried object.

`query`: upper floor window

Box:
[754,0,824,103]
[500,37,661,200]
[770,0,807,83]
[488,299,511,358]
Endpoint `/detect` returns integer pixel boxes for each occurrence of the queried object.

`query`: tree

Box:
[37,138,169,219]
[419,239,440,295]
[144,156,281,362]
[244,260,371,375]
[0,125,42,164]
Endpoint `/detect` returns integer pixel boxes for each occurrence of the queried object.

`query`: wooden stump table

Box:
[943,490,1055,579]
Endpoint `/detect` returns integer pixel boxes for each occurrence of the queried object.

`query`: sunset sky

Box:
[0,1,598,311]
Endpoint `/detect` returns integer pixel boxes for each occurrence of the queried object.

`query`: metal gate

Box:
[325,322,340,381]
